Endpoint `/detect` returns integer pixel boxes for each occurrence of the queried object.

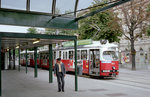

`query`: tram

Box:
[20,50,40,67]
[39,39,119,77]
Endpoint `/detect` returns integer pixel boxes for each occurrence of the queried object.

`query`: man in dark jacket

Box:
[54,58,66,92]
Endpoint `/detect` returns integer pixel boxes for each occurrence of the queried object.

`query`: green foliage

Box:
[45,28,76,35]
[78,0,122,42]
[27,27,38,34]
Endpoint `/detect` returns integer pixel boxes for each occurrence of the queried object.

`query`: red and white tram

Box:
[39,40,119,77]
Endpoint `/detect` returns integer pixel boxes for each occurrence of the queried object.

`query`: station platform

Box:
[1,67,150,97]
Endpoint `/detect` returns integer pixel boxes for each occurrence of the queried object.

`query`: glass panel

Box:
[77,0,93,10]
[56,0,76,16]
[30,0,52,13]
[69,51,74,59]
[59,51,61,58]
[1,0,26,10]
[103,51,118,61]
[77,0,94,16]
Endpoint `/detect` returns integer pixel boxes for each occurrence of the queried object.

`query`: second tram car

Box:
[20,50,40,67]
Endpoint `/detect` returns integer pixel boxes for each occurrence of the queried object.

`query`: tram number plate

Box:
[113,70,115,72]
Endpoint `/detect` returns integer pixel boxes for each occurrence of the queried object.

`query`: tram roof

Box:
[59,41,118,50]
[37,41,118,52]
[0,32,77,50]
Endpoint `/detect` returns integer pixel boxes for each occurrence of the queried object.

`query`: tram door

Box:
[89,49,100,75]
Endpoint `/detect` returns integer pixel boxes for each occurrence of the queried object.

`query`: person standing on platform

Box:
[54,58,66,92]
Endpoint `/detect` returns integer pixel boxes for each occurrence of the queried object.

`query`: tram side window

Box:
[103,51,118,61]
[81,50,87,60]
[37,54,39,59]
[66,52,68,59]
[54,51,56,60]
[59,51,61,58]
[77,50,81,60]
[40,53,43,59]
[69,51,74,59]
[21,54,24,59]
[47,54,49,59]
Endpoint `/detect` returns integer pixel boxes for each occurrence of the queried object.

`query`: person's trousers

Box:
[57,72,64,91]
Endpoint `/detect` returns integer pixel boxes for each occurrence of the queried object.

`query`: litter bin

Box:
[77,65,83,75]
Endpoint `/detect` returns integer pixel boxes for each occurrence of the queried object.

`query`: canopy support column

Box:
[18,48,20,71]
[13,49,15,70]
[74,39,78,91]
[0,37,2,96]
[34,47,38,78]
[49,44,53,83]
[26,49,28,74]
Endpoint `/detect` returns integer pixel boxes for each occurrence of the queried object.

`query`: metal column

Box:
[0,37,2,96]
[18,48,20,71]
[8,49,11,69]
[34,47,38,78]
[49,44,53,83]
[74,40,78,91]
[25,49,28,74]
[13,49,15,70]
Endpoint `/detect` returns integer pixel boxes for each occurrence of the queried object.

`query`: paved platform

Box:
[1,67,150,97]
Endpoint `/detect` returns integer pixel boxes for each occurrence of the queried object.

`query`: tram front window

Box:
[103,51,118,61]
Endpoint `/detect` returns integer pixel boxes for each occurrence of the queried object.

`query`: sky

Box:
[0,0,94,33]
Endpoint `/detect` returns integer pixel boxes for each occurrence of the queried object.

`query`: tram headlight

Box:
[112,66,116,70]
[102,70,110,72]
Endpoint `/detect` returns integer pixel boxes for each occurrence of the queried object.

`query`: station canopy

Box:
[0,0,95,16]
[0,0,132,49]
[0,0,131,30]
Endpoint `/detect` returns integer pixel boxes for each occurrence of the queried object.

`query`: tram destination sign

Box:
[63,39,92,47]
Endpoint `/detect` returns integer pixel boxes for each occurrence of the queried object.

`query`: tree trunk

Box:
[130,39,136,70]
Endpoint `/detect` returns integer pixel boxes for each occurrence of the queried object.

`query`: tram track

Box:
[78,74,150,90]
[119,72,150,80]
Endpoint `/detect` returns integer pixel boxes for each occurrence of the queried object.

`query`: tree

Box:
[45,8,76,35]
[27,27,38,34]
[45,28,76,35]
[77,0,122,42]
[147,4,150,35]
[45,28,57,34]
[118,0,150,70]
